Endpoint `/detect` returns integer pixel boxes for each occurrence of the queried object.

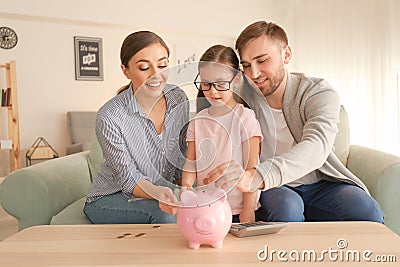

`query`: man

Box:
[207,21,383,222]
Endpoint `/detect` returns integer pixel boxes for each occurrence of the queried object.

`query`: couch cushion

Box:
[333,105,350,166]
[50,197,92,225]
[88,133,104,181]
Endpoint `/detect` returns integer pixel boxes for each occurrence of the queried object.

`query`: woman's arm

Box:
[181,141,197,188]
[96,117,152,197]
[240,136,261,222]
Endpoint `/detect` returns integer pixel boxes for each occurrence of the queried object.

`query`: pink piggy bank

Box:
[177,187,232,249]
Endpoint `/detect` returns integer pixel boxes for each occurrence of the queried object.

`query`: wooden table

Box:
[0,222,398,266]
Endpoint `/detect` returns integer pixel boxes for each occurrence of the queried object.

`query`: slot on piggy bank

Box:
[177,186,232,249]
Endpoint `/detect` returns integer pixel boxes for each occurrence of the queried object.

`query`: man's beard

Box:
[261,64,285,97]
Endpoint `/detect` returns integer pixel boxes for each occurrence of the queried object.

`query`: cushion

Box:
[333,105,350,166]
[87,132,104,181]
[50,197,92,225]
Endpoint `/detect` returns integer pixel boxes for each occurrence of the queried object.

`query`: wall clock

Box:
[0,27,18,49]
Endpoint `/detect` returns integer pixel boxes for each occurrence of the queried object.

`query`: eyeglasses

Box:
[193,73,235,91]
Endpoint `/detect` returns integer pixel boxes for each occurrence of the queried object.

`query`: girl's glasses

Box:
[193,73,234,91]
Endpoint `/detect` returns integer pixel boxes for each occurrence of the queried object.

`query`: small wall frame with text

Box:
[74,36,103,81]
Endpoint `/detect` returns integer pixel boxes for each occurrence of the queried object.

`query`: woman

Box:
[84,31,189,224]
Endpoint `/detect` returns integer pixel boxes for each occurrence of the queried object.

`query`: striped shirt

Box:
[86,84,189,203]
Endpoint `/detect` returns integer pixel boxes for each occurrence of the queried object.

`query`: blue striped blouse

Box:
[86,84,189,203]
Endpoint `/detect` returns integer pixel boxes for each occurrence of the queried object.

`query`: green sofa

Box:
[1,107,400,234]
[0,134,103,230]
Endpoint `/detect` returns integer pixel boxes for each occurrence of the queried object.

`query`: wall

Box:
[0,0,292,174]
[288,0,400,154]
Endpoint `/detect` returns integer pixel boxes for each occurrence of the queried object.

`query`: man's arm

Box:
[256,80,341,190]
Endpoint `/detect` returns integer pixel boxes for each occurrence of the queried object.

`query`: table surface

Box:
[0,222,399,266]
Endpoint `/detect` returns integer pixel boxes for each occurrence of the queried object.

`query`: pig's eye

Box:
[208,205,211,207]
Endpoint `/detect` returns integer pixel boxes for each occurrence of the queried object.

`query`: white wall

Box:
[288,0,400,154]
[0,0,291,173]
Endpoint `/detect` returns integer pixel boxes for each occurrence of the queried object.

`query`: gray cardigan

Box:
[245,72,369,193]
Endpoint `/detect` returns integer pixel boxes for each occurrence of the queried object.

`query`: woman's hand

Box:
[133,180,178,214]
[157,186,178,215]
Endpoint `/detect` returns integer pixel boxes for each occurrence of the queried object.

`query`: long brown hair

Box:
[117,31,169,94]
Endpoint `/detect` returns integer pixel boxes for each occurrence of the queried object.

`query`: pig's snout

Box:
[194,216,216,233]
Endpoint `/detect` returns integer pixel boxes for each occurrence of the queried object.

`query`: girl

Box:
[84,31,189,224]
[181,45,263,223]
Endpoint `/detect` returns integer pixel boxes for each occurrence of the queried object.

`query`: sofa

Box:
[66,111,97,155]
[1,107,400,234]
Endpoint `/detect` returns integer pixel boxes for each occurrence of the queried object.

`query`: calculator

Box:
[229,221,288,237]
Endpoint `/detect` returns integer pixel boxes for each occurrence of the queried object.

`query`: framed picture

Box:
[74,36,103,81]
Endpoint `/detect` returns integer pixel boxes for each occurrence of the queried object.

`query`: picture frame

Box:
[74,36,103,81]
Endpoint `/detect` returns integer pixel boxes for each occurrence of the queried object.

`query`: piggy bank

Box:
[177,187,232,249]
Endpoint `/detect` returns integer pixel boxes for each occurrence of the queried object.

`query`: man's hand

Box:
[206,160,265,193]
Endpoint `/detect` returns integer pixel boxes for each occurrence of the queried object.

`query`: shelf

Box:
[0,61,20,173]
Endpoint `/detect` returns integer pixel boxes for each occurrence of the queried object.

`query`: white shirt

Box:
[266,108,321,187]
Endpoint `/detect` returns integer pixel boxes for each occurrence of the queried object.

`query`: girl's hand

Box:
[239,210,255,223]
[178,185,193,199]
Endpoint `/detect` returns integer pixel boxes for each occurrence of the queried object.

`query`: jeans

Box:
[257,179,384,223]
[83,192,176,224]
[232,211,267,223]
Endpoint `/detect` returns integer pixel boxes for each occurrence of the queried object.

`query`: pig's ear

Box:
[212,188,228,203]
[180,189,197,205]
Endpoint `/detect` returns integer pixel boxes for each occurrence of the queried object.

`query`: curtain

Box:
[288,0,400,155]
